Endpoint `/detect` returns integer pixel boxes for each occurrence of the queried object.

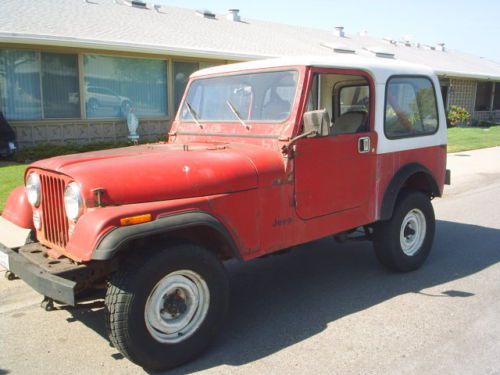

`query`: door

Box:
[294,70,376,220]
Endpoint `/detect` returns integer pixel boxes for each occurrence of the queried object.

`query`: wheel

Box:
[104,243,229,371]
[373,190,435,272]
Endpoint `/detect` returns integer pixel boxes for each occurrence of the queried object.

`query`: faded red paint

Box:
[2,186,33,229]
[4,64,447,263]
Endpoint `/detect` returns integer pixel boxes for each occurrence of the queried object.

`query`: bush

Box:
[447,105,471,127]
[13,138,161,163]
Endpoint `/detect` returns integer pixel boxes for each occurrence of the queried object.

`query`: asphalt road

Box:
[1,147,499,375]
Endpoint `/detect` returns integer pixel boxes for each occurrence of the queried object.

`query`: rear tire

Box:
[104,243,229,371]
[373,190,435,272]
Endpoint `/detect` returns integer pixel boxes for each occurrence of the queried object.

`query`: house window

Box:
[0,49,80,120]
[174,62,199,112]
[475,81,493,111]
[385,76,439,138]
[42,53,80,118]
[493,83,500,110]
[0,49,42,120]
[84,55,168,118]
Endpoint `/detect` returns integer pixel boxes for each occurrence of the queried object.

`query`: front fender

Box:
[92,211,240,261]
[64,194,244,261]
[2,186,34,229]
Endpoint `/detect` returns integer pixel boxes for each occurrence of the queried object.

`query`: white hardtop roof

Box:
[192,55,436,83]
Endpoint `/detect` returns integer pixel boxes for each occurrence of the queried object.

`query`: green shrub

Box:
[447,105,471,127]
[14,138,161,163]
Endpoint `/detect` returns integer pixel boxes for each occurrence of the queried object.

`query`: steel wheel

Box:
[145,270,210,344]
[399,208,427,256]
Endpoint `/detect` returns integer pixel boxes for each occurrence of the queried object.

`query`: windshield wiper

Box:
[185,101,204,129]
[226,100,251,130]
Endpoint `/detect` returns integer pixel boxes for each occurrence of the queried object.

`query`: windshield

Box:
[180,70,298,123]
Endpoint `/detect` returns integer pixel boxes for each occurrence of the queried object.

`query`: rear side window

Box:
[385,76,439,138]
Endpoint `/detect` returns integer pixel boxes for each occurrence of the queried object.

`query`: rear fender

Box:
[379,163,440,221]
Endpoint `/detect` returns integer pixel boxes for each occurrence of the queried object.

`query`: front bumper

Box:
[0,242,77,305]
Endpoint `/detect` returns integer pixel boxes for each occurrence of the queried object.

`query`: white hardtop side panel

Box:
[375,74,447,154]
[192,55,435,85]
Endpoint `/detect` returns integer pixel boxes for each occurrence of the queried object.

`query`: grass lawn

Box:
[0,163,27,212]
[447,126,500,153]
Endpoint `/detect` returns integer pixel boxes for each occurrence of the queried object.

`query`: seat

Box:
[331,111,367,135]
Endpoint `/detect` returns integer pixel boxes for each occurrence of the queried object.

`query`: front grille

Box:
[38,172,70,251]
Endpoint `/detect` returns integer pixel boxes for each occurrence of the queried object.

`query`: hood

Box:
[29,142,282,206]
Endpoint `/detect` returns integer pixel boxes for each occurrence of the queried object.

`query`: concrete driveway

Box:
[1,147,499,375]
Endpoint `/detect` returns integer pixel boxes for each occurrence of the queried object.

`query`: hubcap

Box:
[145,270,210,343]
[400,208,426,256]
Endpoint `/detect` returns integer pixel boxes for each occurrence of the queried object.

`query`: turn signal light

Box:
[120,214,152,226]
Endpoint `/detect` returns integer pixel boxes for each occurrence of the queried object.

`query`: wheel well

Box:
[402,172,440,198]
[379,164,440,221]
[92,211,242,262]
[116,225,238,263]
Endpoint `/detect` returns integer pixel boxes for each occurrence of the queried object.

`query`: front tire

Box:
[373,190,435,272]
[104,243,229,371]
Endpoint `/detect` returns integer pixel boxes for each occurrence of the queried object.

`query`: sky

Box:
[157,0,500,63]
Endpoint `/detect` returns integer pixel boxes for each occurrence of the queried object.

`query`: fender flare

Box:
[92,211,241,261]
[379,163,440,221]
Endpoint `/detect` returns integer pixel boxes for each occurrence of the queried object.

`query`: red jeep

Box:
[0,56,449,370]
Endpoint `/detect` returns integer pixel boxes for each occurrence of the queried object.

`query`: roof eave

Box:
[435,69,500,81]
[0,32,270,62]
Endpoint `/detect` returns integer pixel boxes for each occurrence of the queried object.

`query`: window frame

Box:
[384,74,440,140]
[492,82,500,111]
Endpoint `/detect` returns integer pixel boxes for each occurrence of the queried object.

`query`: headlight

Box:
[26,173,41,207]
[33,211,41,230]
[64,182,83,221]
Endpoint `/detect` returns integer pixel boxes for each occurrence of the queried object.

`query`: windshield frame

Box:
[177,68,301,125]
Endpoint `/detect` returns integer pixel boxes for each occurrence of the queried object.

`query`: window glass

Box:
[0,49,42,120]
[475,82,493,111]
[385,77,438,138]
[181,70,298,122]
[493,83,500,111]
[42,53,80,118]
[339,85,369,115]
[174,62,199,112]
[84,55,167,118]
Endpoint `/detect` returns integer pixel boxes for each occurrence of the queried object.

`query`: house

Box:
[1,0,500,147]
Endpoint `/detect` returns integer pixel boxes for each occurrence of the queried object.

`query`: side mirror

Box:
[303,109,330,137]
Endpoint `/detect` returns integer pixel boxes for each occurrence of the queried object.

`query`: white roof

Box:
[1,0,500,80]
[192,55,435,83]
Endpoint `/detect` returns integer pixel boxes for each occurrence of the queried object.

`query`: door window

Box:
[304,73,370,136]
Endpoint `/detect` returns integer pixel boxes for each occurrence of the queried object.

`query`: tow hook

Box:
[5,271,17,281]
[40,297,55,312]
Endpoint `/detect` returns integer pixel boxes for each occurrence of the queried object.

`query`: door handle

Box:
[358,137,370,153]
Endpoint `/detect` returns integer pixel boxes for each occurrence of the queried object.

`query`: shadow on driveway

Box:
[65,220,500,373]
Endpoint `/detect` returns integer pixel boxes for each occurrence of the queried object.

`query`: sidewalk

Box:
[445,146,500,197]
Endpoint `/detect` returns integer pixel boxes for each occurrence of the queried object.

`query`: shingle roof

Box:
[1,0,500,80]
